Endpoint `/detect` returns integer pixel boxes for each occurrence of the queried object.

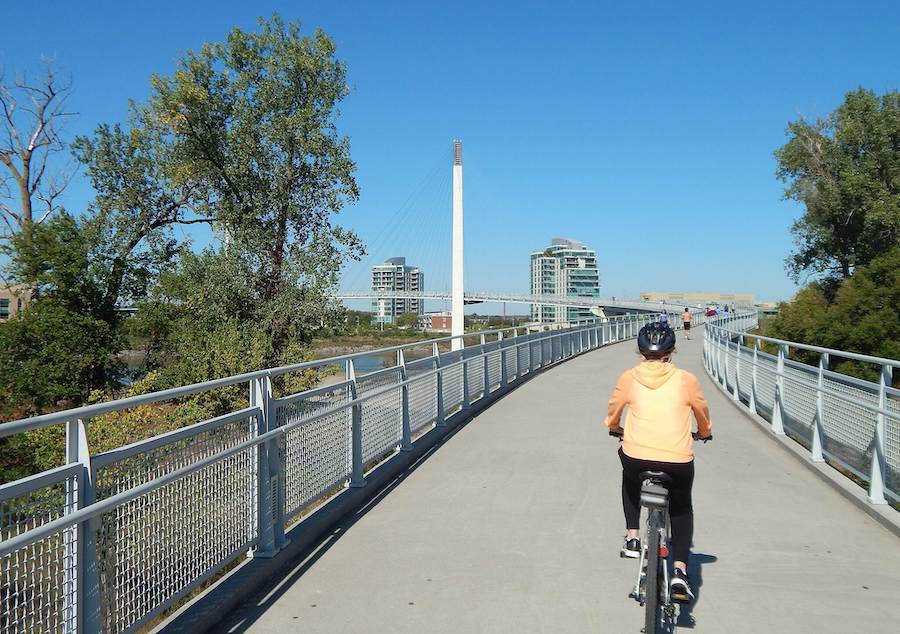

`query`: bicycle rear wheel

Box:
[644,513,662,634]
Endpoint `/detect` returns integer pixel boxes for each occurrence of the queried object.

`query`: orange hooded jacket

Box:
[604,361,711,463]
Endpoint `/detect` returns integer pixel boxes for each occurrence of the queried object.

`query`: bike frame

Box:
[629,505,671,603]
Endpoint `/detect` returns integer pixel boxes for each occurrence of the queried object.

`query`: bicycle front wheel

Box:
[644,515,662,634]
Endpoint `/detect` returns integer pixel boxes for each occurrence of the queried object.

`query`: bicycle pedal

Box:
[671,592,691,605]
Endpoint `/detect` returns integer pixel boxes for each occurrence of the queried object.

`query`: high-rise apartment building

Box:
[530,238,600,323]
[371,257,424,325]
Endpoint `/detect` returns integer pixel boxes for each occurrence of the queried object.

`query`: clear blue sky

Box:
[4,0,899,305]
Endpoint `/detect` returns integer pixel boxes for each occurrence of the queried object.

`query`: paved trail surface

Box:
[215,330,900,633]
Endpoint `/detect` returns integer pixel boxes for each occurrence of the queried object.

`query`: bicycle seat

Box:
[639,471,672,509]
[639,470,673,486]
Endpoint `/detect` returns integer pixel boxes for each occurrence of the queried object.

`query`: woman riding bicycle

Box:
[604,322,712,602]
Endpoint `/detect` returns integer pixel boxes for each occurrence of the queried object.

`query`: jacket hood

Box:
[631,360,678,389]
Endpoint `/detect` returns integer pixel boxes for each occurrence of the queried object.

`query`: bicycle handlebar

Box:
[608,428,712,443]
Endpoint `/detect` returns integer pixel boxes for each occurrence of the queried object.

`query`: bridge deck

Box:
[211,333,900,633]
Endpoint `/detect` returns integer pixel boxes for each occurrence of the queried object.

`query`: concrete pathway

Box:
[215,331,900,633]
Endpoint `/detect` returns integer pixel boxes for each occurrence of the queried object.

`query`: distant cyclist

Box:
[681,308,692,340]
[604,322,712,602]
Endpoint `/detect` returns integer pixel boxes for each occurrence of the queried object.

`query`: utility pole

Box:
[452,140,464,350]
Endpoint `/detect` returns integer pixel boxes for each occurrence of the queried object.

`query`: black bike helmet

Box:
[637,322,676,358]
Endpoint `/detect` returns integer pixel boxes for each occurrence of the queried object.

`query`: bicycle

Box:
[609,428,711,633]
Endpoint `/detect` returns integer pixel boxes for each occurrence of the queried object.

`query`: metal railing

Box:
[0,310,700,633]
[704,315,900,506]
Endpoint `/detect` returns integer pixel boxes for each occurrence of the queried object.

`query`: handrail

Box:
[0,309,700,633]
[723,327,900,369]
[703,315,899,507]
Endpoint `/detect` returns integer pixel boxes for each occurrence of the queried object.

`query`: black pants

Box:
[619,447,694,563]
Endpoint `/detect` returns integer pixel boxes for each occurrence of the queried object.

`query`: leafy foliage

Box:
[769,246,900,381]
[395,312,420,329]
[0,16,361,484]
[0,299,119,416]
[143,15,363,354]
[775,89,900,281]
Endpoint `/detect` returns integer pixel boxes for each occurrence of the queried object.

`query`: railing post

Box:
[868,364,891,504]
[749,338,758,414]
[811,352,827,463]
[250,374,282,556]
[462,352,471,409]
[732,336,741,401]
[348,360,365,487]
[398,350,412,451]
[433,342,446,426]
[716,329,726,386]
[512,330,521,380]
[499,332,508,388]
[481,334,491,397]
[772,343,787,435]
[65,418,101,633]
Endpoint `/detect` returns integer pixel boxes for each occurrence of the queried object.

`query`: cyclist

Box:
[604,322,712,603]
[681,308,692,340]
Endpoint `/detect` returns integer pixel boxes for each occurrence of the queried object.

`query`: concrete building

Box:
[419,312,452,332]
[0,285,32,320]
[639,291,754,306]
[371,257,424,326]
[530,238,600,324]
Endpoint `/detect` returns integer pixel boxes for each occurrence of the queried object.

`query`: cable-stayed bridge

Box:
[335,289,679,314]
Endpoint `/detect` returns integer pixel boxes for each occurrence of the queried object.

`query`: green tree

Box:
[775,88,900,281]
[395,312,420,329]
[770,246,900,381]
[143,15,362,355]
[0,300,119,415]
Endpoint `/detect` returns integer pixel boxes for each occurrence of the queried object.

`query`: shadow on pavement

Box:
[675,552,717,630]
[210,419,474,634]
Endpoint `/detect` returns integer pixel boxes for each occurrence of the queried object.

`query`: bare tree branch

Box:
[0,62,77,242]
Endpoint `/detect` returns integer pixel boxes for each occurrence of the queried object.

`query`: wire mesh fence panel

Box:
[464,349,484,402]
[440,351,464,415]
[517,342,530,376]
[754,352,777,416]
[486,347,502,392]
[781,363,817,444]
[276,386,352,520]
[724,347,736,393]
[1,466,80,634]
[884,391,900,499]
[504,340,518,382]
[820,374,878,477]
[531,341,541,371]
[737,346,754,402]
[92,412,256,633]
[407,357,438,434]
[356,368,402,464]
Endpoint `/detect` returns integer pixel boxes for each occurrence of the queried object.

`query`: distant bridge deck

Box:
[201,332,900,633]
[335,291,698,314]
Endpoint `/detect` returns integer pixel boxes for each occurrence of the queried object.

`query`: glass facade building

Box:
[530,238,600,324]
